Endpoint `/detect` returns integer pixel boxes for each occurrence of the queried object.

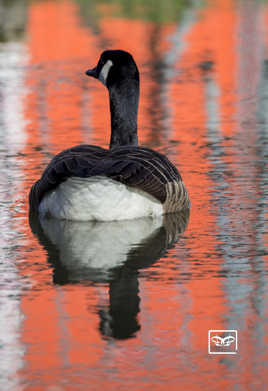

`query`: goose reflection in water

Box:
[29,211,189,339]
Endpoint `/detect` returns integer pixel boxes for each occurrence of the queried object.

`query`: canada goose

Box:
[29,50,190,221]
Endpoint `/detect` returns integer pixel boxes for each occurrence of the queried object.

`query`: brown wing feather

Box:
[29,145,108,212]
[104,147,182,203]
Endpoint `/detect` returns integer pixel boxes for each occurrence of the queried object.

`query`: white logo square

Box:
[208,330,238,354]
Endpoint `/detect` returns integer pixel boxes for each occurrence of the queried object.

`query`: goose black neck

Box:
[108,79,139,149]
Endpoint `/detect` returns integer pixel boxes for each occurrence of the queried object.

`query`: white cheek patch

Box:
[99,60,113,86]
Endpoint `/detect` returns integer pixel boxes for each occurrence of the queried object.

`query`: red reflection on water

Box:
[14,0,268,390]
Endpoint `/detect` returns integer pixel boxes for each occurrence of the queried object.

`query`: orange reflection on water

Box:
[11,0,268,390]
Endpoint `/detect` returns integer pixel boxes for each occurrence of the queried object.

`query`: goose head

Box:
[85,50,140,148]
[85,49,139,88]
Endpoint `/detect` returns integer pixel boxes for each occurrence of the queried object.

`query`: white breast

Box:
[39,176,163,221]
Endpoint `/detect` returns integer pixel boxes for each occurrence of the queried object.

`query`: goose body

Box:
[39,176,163,221]
[29,50,189,221]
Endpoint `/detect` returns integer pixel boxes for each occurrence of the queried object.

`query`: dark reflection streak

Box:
[235,2,268,370]
[29,213,68,285]
[146,23,166,147]
[202,55,252,336]
[98,212,189,340]
[162,7,196,140]
[29,211,189,340]
[203,55,260,335]
[99,268,141,339]
[81,83,92,143]
[27,66,54,167]
[202,63,252,373]
[37,78,49,146]
[155,10,196,352]
[253,16,268,353]
[237,1,267,289]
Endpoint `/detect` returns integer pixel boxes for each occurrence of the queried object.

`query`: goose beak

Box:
[85,67,98,78]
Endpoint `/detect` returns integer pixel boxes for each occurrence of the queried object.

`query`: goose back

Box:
[29,144,189,218]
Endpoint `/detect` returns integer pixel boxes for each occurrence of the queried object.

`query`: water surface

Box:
[0,0,268,390]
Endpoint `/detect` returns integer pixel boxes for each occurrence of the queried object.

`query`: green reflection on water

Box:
[1,0,268,45]
[77,0,193,24]
[0,0,27,42]
[0,0,193,43]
